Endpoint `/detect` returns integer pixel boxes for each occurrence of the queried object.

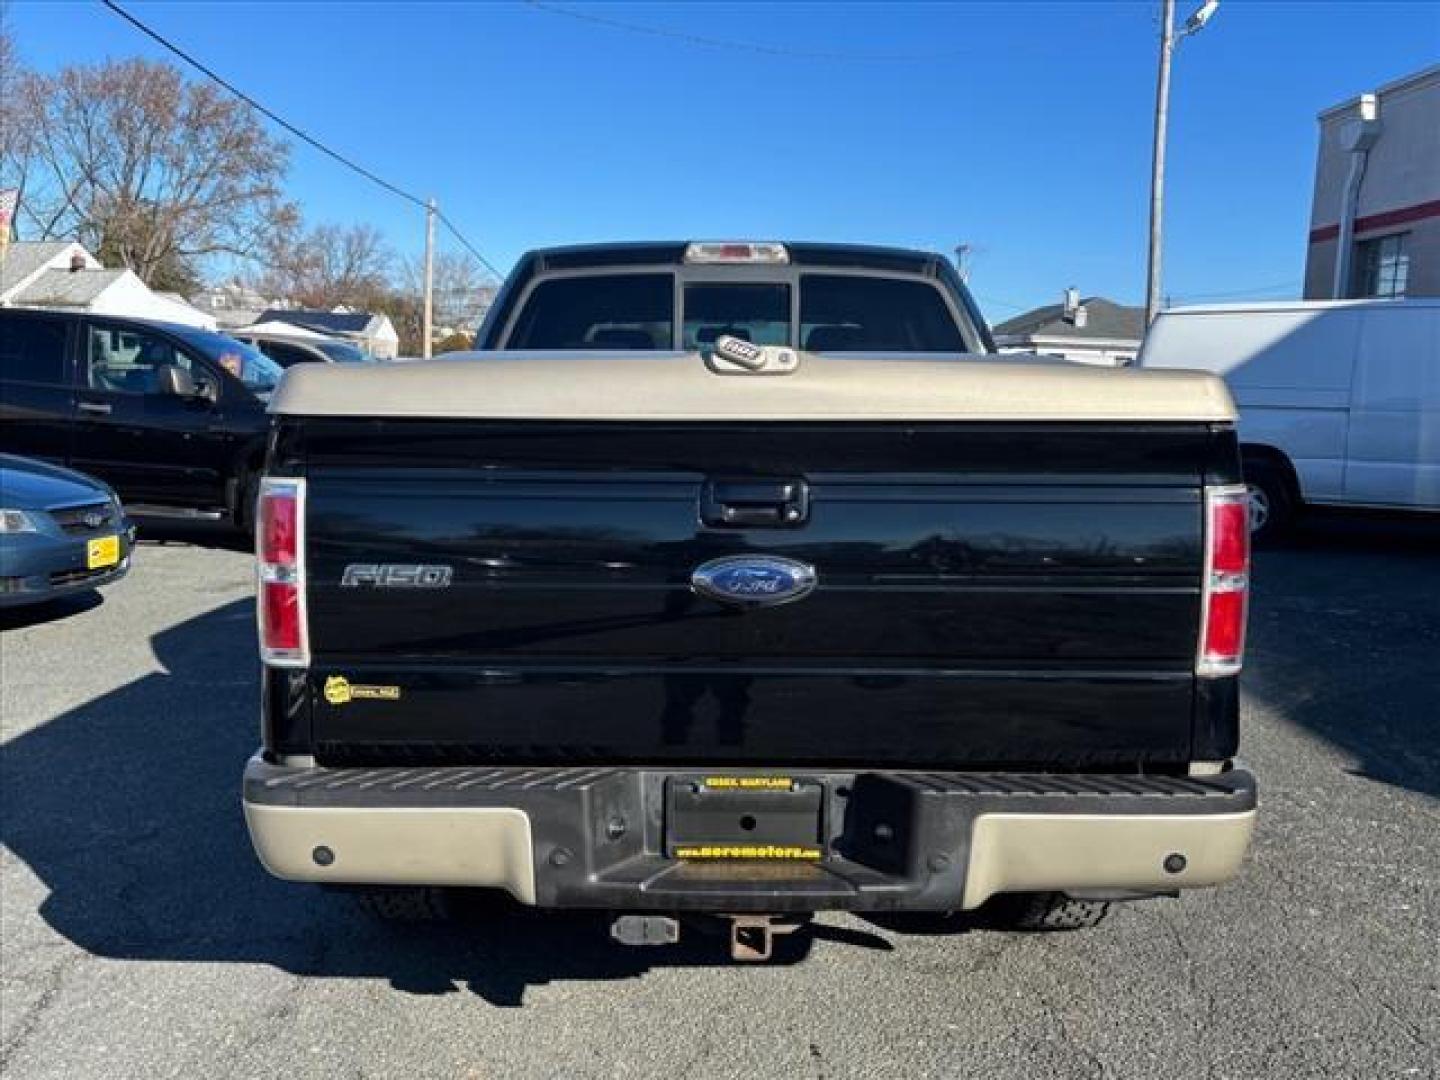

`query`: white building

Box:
[189,280,284,329]
[0,241,218,329]
[1305,65,1440,300]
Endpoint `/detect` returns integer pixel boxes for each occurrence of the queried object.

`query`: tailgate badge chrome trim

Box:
[691,555,817,608]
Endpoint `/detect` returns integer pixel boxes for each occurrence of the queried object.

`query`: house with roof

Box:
[189,280,285,329]
[1,240,218,329]
[992,290,1144,366]
[256,307,399,359]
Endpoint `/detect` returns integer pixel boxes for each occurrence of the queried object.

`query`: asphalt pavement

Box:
[2,513,1437,1079]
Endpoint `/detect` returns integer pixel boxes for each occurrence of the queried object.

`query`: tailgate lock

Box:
[704,335,800,376]
[701,478,810,528]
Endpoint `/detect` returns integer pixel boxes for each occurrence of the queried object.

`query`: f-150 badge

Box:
[341,563,453,588]
[691,555,817,608]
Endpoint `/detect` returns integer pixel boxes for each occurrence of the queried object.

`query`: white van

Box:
[1138,299,1440,536]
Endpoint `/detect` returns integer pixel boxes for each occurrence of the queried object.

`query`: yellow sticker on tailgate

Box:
[702,776,795,791]
[86,535,120,569]
[324,675,401,705]
[674,845,823,861]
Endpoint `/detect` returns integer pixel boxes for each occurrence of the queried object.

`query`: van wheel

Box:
[1244,462,1295,542]
[352,886,452,922]
[988,892,1110,931]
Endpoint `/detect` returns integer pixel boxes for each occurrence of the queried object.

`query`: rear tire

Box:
[1243,460,1296,543]
[988,892,1110,931]
[352,886,452,923]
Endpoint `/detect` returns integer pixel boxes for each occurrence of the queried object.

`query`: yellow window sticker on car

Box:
[324,676,400,705]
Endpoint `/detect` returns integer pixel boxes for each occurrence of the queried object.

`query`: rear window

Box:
[507,274,673,350]
[800,275,964,352]
[682,283,790,350]
[501,271,967,353]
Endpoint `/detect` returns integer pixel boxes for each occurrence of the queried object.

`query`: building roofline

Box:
[996,334,1142,349]
[1318,63,1440,122]
[1163,298,1440,315]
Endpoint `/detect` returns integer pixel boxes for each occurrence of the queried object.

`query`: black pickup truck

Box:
[243,241,1256,959]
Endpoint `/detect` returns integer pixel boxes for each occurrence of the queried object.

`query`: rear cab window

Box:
[506,274,674,350]
[499,264,974,354]
[800,274,964,352]
[682,283,790,350]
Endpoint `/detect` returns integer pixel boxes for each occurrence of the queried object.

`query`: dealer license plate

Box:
[86,535,120,569]
[667,776,825,860]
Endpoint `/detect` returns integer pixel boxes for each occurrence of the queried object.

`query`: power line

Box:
[523,1,966,62]
[435,208,506,282]
[99,0,504,281]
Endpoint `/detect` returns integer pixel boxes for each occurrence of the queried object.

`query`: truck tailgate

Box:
[293,420,1217,768]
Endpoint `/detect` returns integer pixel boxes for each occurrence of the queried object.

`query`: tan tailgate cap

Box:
[269,352,1237,423]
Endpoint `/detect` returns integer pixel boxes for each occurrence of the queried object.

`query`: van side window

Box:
[86,326,197,394]
[0,317,69,385]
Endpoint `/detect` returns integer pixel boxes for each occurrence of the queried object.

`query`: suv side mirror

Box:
[155,363,201,399]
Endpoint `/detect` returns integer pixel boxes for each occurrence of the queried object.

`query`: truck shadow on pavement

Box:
[1246,511,1440,800]
[0,597,897,1006]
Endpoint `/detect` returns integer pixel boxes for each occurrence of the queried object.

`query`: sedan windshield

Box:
[315,340,375,363]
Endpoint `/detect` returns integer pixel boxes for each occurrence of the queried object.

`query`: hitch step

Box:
[610,915,681,947]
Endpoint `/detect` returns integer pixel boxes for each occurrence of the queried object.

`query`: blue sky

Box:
[9,0,1439,319]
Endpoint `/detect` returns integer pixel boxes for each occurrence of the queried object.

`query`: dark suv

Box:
[0,308,282,527]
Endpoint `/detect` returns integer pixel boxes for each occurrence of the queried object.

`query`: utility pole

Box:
[1145,0,1176,327]
[1146,0,1220,326]
[423,197,436,359]
[953,243,972,284]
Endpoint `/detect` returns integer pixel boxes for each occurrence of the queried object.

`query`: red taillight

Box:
[259,488,297,564]
[1198,485,1249,676]
[261,580,302,651]
[257,478,307,666]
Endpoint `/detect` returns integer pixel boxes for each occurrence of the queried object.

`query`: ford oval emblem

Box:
[691,555,817,608]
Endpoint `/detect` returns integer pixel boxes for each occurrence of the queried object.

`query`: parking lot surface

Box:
[2,516,1437,1079]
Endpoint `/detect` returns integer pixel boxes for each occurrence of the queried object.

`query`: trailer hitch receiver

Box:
[728,914,803,962]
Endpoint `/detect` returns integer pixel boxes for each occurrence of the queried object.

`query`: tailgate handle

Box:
[701,478,809,528]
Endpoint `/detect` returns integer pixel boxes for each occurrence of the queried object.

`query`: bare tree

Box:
[0,57,294,289]
[404,251,495,332]
[258,221,394,309]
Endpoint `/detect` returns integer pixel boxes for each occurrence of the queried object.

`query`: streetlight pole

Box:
[423,197,436,360]
[1145,0,1219,326]
[1145,0,1175,327]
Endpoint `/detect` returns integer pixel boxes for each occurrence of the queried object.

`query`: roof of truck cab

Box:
[520,241,951,276]
[269,351,1236,423]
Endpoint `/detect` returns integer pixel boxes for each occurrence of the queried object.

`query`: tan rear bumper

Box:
[961,809,1256,908]
[243,756,1256,911]
[244,802,539,904]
